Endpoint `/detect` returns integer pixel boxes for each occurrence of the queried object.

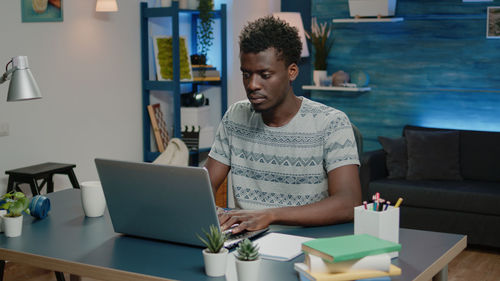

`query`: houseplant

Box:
[198,224,228,277]
[306,17,334,86]
[235,238,261,281]
[192,0,214,70]
[0,191,31,237]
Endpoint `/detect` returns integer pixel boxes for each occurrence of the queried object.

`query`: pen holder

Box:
[354,204,399,258]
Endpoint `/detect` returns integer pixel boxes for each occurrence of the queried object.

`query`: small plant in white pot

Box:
[197,224,228,277]
[235,238,261,281]
[0,191,31,237]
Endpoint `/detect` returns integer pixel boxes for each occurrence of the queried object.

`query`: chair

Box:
[351,123,363,157]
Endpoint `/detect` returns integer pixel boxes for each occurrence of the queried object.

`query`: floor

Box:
[3,247,500,281]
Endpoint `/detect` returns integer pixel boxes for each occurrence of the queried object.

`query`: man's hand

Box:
[218,209,273,234]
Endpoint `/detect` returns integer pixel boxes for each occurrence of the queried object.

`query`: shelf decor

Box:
[305,18,334,86]
[153,36,193,81]
[487,6,500,39]
[348,0,396,18]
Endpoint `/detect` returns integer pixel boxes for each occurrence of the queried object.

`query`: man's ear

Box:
[288,63,299,82]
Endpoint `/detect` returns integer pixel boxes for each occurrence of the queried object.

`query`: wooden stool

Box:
[5,162,80,196]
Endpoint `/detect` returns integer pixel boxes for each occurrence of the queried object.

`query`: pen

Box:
[384,201,390,211]
[394,197,403,208]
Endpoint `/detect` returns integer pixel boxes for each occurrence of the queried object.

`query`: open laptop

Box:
[94,158,268,248]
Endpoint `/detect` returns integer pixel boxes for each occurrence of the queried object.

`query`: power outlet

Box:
[0,122,9,137]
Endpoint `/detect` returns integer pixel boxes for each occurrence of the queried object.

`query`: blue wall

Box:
[310,0,500,151]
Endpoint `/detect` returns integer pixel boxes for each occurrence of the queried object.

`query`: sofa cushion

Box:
[460,130,500,181]
[378,136,407,179]
[369,179,500,216]
[405,130,462,181]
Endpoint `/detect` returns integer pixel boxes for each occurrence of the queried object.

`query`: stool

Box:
[5,162,80,196]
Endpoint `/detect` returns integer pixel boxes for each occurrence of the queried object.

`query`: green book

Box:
[301,234,401,263]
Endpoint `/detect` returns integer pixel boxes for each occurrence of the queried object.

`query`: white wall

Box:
[0,1,143,194]
[0,0,280,195]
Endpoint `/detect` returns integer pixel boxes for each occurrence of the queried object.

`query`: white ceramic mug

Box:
[80,181,106,217]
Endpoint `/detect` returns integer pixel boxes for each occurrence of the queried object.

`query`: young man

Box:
[205,16,361,234]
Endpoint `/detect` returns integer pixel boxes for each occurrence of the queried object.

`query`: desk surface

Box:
[0,189,466,281]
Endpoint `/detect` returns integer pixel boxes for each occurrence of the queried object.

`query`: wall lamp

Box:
[96,0,118,12]
[272,12,310,58]
[0,56,42,102]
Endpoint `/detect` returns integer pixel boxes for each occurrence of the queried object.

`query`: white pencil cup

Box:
[80,181,106,217]
[354,204,400,258]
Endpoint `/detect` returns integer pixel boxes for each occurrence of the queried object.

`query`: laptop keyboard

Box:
[223,228,269,249]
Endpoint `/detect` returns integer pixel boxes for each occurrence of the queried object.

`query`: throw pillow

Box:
[378,136,407,179]
[405,130,462,180]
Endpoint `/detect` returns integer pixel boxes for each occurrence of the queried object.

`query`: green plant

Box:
[235,238,260,261]
[305,17,334,70]
[0,191,30,217]
[197,224,226,253]
[196,0,215,57]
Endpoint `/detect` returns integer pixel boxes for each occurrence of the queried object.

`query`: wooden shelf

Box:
[332,17,403,23]
[302,85,371,92]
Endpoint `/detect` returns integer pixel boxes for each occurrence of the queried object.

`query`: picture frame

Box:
[487,6,500,39]
[147,103,169,152]
[22,0,63,23]
[153,36,193,81]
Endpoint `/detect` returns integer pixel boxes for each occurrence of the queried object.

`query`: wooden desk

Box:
[0,189,466,281]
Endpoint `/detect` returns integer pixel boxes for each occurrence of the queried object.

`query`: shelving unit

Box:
[302,85,371,92]
[332,17,403,23]
[140,2,227,163]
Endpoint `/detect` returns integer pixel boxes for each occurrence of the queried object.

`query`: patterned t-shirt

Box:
[208,97,360,210]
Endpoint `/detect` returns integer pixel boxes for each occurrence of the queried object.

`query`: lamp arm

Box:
[0,59,14,85]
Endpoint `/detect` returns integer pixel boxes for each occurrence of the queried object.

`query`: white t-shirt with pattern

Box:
[209,97,359,210]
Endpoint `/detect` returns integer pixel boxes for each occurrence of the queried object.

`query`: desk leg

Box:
[0,260,5,281]
[433,264,448,281]
[55,271,66,281]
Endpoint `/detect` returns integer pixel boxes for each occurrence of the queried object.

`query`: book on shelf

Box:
[301,234,401,263]
[294,262,401,281]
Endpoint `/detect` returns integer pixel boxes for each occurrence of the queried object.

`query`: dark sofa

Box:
[360,125,500,248]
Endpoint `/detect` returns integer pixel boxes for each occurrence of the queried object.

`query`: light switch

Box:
[0,122,9,137]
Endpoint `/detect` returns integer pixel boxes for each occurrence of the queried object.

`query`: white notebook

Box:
[253,233,313,261]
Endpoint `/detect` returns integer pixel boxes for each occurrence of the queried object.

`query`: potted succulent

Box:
[235,238,261,281]
[197,224,228,277]
[305,17,334,86]
[0,191,31,237]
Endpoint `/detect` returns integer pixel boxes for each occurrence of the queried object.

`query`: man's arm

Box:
[218,164,361,233]
[204,156,230,196]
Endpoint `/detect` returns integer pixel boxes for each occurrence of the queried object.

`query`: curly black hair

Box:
[239,16,302,67]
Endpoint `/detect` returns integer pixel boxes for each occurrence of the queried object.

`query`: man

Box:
[205,16,361,234]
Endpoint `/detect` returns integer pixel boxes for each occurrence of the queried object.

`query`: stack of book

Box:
[295,234,402,281]
[191,65,220,81]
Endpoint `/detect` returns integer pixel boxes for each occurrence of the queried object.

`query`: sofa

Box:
[360,125,500,248]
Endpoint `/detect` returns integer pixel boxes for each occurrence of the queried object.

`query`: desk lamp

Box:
[0,56,42,101]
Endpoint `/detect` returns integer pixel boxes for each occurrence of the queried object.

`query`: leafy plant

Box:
[235,238,260,261]
[0,191,30,217]
[305,18,334,70]
[196,0,215,57]
[197,224,227,253]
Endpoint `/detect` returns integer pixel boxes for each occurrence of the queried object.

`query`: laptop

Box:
[94,158,268,248]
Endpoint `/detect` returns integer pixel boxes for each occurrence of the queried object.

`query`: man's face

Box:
[240,48,296,113]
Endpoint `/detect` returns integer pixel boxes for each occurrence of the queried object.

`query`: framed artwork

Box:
[22,0,63,22]
[147,104,169,152]
[153,36,193,81]
[487,7,500,39]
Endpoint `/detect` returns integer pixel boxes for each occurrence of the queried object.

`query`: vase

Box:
[202,248,228,277]
[313,70,327,86]
[235,258,261,281]
[3,214,23,237]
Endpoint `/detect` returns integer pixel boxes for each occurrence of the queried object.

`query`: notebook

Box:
[94,158,267,248]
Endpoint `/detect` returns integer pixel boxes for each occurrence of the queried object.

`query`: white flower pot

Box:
[202,248,228,277]
[3,214,23,238]
[313,70,327,86]
[235,258,261,281]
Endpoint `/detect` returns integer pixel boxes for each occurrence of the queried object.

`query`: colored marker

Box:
[384,201,390,211]
[363,201,368,210]
[394,197,403,208]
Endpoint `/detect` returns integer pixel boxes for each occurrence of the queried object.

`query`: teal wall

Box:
[310,0,500,151]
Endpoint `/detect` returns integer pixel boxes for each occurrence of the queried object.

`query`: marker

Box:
[363,201,368,210]
[394,197,403,208]
[384,201,390,211]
